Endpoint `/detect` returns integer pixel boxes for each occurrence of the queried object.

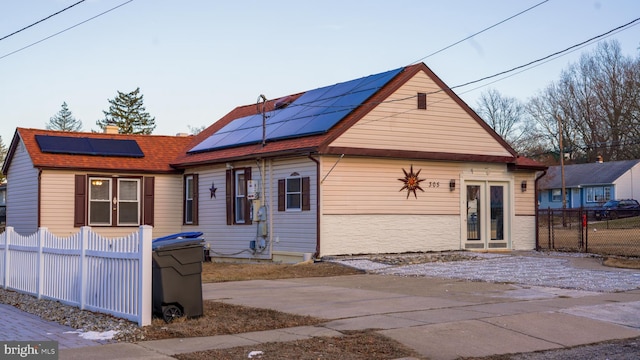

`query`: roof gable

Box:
[539,160,640,189]
[172,63,536,168]
[327,67,515,159]
[3,128,193,174]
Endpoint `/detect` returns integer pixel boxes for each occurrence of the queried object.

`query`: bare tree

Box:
[527,40,640,163]
[474,89,525,150]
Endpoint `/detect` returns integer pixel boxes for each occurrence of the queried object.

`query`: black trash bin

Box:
[152,232,205,322]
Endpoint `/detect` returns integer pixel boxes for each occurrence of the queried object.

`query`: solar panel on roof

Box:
[188,67,403,153]
[35,135,144,157]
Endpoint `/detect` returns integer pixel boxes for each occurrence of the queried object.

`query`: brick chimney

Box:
[105,124,119,134]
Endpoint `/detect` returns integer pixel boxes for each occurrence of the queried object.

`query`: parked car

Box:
[593,199,640,220]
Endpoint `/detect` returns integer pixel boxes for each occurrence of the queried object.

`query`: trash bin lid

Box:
[152,238,203,251]
[152,232,204,250]
[153,232,203,242]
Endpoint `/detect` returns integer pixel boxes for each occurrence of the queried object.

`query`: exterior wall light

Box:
[521,180,527,192]
[449,179,456,191]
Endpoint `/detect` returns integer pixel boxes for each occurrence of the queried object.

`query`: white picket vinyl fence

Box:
[0,226,152,326]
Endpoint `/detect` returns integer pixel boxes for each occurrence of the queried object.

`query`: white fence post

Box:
[2,226,12,289]
[138,225,152,326]
[36,227,47,299]
[79,226,90,310]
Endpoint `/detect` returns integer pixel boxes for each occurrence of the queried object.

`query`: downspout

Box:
[307,154,321,258]
[534,169,547,250]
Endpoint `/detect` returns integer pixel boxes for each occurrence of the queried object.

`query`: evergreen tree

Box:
[97,87,156,134]
[46,102,82,132]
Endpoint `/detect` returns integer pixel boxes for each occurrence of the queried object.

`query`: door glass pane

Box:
[90,202,110,224]
[119,180,138,201]
[490,186,504,240]
[467,185,480,240]
[119,202,139,224]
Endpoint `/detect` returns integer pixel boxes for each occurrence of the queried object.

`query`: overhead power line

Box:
[0,0,134,61]
[449,17,640,91]
[409,0,550,65]
[0,0,86,42]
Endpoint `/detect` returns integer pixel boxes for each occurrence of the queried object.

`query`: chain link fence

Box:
[537,208,640,257]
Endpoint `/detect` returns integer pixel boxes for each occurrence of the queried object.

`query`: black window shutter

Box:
[143,177,155,226]
[302,176,310,211]
[192,174,199,225]
[278,179,285,211]
[226,169,233,225]
[244,167,252,224]
[74,175,86,227]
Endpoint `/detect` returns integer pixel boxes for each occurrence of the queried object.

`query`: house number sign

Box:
[398,165,443,199]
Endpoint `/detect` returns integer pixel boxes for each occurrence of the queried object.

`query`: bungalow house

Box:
[1,127,193,237]
[172,63,545,261]
[3,63,545,262]
[538,159,640,209]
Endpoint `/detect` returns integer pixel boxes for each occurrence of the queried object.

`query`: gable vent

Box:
[417,93,427,110]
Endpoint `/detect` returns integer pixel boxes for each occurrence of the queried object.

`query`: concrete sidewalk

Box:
[61,279,640,358]
[47,254,640,359]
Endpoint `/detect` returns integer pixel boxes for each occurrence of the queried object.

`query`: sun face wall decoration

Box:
[398,164,425,199]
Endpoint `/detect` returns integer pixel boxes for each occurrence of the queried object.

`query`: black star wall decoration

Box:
[209,181,217,199]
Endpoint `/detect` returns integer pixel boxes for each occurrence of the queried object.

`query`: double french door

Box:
[465,181,509,249]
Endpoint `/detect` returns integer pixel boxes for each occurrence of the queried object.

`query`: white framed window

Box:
[235,170,246,223]
[185,175,194,224]
[286,176,302,211]
[586,186,611,203]
[551,189,562,202]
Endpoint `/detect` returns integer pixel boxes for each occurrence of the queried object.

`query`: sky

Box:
[1,0,639,146]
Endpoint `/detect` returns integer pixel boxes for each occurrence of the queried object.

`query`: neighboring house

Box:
[2,63,545,262]
[1,127,192,237]
[171,63,546,261]
[538,159,640,209]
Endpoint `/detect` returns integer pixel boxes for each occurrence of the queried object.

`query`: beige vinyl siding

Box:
[320,156,462,215]
[39,170,182,238]
[330,71,512,157]
[321,214,460,256]
[513,172,538,216]
[39,170,74,236]
[145,174,183,237]
[6,140,39,235]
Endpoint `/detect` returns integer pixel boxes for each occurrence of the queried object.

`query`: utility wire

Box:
[409,0,550,65]
[0,0,134,60]
[0,0,86,42]
[449,17,640,91]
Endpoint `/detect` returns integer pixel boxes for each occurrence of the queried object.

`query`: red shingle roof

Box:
[7,128,192,174]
